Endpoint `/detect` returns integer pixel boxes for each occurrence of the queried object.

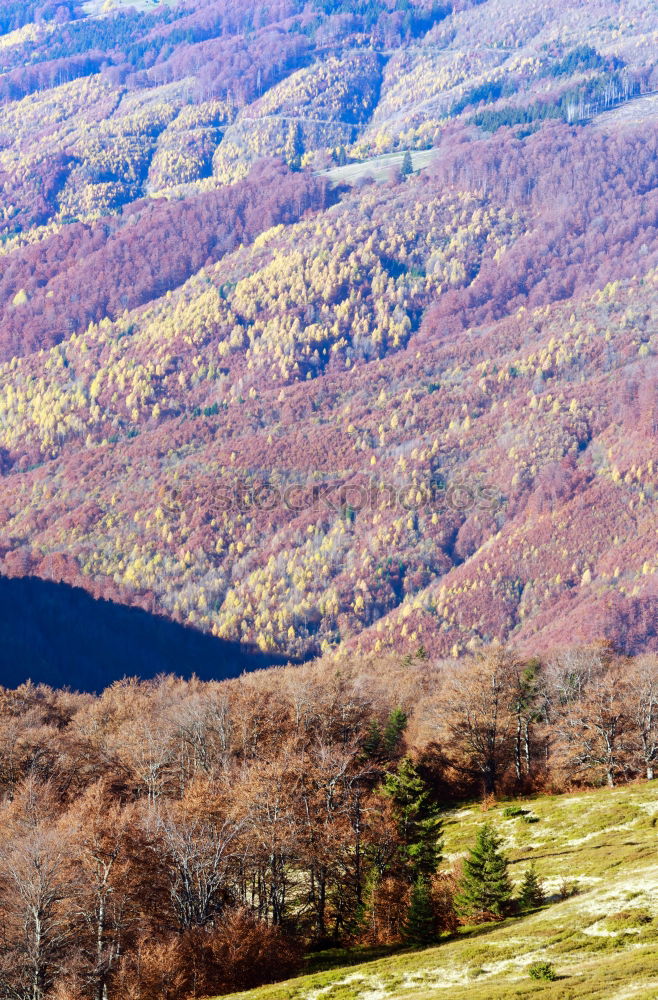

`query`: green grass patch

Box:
[604,908,653,930]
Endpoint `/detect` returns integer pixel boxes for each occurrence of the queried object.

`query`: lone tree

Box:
[403,875,436,944]
[401,150,414,176]
[285,121,303,171]
[518,862,545,911]
[456,822,512,919]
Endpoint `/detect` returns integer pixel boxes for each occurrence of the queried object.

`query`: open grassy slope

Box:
[81,0,176,14]
[219,782,658,1000]
[594,92,658,130]
[320,150,435,187]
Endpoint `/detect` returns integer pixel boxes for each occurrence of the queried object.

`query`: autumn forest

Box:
[1,643,657,999]
[0,0,658,997]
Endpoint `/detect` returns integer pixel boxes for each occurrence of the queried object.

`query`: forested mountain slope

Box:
[0,0,657,664]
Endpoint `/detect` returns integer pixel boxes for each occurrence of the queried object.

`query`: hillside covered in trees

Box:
[0,643,657,999]
[0,0,657,665]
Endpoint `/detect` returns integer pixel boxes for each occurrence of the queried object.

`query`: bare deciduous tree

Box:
[627,655,658,781]
[438,648,522,795]
[546,647,633,787]
[0,786,80,1000]
[155,807,244,930]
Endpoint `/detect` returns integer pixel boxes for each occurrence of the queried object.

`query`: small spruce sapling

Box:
[403,875,436,944]
[456,822,512,919]
[529,961,556,981]
[518,862,545,910]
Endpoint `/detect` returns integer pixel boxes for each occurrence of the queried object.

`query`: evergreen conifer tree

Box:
[401,150,413,176]
[363,718,382,758]
[518,862,545,910]
[383,757,443,878]
[383,707,408,754]
[403,875,436,944]
[285,122,303,170]
[456,822,512,918]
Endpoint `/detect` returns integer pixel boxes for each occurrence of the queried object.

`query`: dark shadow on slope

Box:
[0,576,294,693]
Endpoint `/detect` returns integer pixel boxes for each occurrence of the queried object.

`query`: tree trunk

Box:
[523,719,531,774]
[514,715,522,781]
[353,795,363,906]
[32,910,43,1000]
[96,894,106,1000]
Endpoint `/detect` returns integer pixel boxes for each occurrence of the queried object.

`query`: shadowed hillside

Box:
[0,575,291,691]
